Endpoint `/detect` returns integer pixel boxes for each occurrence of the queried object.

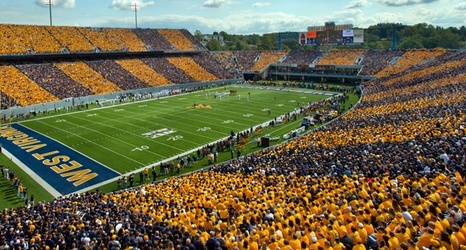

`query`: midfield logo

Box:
[142,128,176,139]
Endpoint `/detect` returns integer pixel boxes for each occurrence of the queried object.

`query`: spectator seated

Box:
[316,49,363,66]
[115,59,172,87]
[0,65,59,106]
[166,56,218,82]
[54,61,123,95]
[141,57,195,84]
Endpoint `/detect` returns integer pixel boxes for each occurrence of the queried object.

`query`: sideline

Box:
[1,148,62,197]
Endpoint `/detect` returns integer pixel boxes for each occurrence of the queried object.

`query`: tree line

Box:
[194,23,466,51]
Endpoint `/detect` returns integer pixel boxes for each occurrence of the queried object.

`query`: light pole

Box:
[132,2,139,29]
[45,0,54,26]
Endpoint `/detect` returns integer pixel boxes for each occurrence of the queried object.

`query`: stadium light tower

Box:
[45,0,55,26]
[132,1,139,29]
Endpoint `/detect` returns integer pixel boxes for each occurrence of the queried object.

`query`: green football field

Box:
[18,85,336,174]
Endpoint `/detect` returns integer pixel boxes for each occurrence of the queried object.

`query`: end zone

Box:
[0,124,120,196]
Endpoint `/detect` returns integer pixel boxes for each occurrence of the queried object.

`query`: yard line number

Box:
[132,145,149,151]
[197,127,211,132]
[167,135,183,141]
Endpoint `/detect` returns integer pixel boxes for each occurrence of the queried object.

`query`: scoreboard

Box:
[299,29,364,46]
[299,31,317,45]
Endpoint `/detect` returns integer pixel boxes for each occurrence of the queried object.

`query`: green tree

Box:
[194,30,203,41]
[399,36,423,49]
[233,40,244,50]
[247,34,261,46]
[258,34,276,50]
[364,40,390,49]
[205,39,223,51]
[426,29,462,48]
[219,31,231,41]
[459,26,466,39]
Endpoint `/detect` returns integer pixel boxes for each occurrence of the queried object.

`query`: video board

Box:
[299,29,364,46]
[316,30,343,46]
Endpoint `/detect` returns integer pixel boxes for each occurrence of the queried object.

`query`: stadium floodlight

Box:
[44,0,55,26]
[132,1,139,29]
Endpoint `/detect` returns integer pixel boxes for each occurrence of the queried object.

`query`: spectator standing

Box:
[151,166,157,182]
[129,173,134,187]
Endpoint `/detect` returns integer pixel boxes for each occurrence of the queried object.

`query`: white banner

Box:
[353,29,364,43]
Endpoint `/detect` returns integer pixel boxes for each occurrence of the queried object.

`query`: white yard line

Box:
[65,114,190,152]
[18,91,191,124]
[14,123,123,175]
[33,120,153,165]
[90,108,216,148]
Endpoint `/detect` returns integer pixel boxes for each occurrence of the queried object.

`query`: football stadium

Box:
[0,4,466,250]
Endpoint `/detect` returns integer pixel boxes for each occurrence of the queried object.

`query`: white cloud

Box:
[411,6,466,28]
[456,2,466,10]
[212,11,312,34]
[111,0,155,11]
[74,0,465,34]
[34,0,75,8]
[203,0,230,8]
[377,0,439,7]
[345,0,368,9]
[332,5,464,29]
[97,11,313,35]
[252,2,271,8]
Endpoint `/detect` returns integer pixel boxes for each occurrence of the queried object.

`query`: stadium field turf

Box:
[0,84,343,202]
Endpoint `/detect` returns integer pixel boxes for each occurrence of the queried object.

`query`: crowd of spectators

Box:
[46,26,95,53]
[376,49,446,78]
[191,53,237,80]
[106,29,148,52]
[316,50,363,66]
[132,29,175,51]
[282,50,323,65]
[0,25,62,55]
[363,51,465,97]
[16,63,93,99]
[1,49,465,250]
[370,58,466,102]
[158,30,197,51]
[211,52,244,78]
[251,51,288,72]
[0,65,58,107]
[166,57,218,82]
[0,91,19,111]
[374,50,461,86]
[358,50,405,76]
[0,24,213,54]
[54,61,123,95]
[75,27,122,52]
[115,59,172,87]
[141,57,196,84]
[232,51,261,72]
[85,60,151,91]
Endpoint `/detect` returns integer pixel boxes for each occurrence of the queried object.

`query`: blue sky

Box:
[0,0,465,35]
